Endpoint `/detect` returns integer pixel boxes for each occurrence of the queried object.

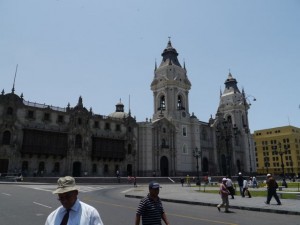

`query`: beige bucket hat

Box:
[53,176,78,194]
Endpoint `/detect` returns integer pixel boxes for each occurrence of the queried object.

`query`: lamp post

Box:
[193,147,201,186]
[272,142,288,178]
[264,157,269,174]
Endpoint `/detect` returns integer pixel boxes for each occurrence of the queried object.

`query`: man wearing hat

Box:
[45,176,104,225]
[217,178,230,213]
[135,181,170,225]
[265,174,281,205]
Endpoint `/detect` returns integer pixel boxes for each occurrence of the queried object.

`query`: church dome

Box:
[108,100,129,119]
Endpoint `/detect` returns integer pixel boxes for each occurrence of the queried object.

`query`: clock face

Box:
[182,111,186,117]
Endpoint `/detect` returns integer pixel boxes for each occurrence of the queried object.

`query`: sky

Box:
[1,0,300,132]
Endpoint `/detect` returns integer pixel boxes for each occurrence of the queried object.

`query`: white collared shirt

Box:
[45,199,104,225]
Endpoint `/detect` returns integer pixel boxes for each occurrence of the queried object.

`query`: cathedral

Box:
[0,40,255,177]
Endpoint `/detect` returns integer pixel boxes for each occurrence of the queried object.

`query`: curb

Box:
[125,194,300,216]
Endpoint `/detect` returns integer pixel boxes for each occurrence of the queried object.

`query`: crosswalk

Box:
[19,184,114,193]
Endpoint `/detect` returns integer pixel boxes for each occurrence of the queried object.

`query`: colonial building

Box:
[254,125,300,176]
[0,40,254,177]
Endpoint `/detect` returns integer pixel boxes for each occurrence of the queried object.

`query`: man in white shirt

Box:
[45,176,104,225]
[226,176,235,199]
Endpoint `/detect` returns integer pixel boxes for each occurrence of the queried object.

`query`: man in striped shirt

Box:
[135,181,170,225]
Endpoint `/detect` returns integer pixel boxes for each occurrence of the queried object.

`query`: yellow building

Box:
[254,125,300,177]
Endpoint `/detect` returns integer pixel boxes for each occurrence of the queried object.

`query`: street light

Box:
[264,157,269,174]
[272,142,288,177]
[193,147,201,186]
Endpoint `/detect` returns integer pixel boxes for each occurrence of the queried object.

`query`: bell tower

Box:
[151,39,191,121]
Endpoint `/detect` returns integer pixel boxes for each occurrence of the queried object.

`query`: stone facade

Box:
[0,40,254,177]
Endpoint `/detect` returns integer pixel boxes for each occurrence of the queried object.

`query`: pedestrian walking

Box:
[186,175,191,187]
[45,176,104,225]
[242,178,252,198]
[133,176,137,187]
[180,177,184,187]
[265,174,281,205]
[237,172,244,196]
[252,176,257,188]
[217,178,230,213]
[226,176,235,199]
[135,181,170,225]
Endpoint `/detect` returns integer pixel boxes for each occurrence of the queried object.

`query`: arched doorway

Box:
[202,157,209,175]
[73,161,81,177]
[160,156,169,176]
[0,159,8,174]
[221,154,227,176]
[127,164,132,176]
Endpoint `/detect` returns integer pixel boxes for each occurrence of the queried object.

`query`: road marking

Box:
[19,185,114,193]
[121,188,134,193]
[33,201,52,208]
[2,193,11,196]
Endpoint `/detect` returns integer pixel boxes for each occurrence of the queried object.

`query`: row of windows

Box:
[21,161,124,175]
[2,131,132,154]
[5,107,126,131]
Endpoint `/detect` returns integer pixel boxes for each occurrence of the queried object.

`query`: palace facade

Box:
[0,40,255,177]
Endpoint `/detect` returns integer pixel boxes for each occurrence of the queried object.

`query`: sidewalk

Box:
[125,184,300,215]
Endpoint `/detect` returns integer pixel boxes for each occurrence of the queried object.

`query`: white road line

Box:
[121,188,134,193]
[2,193,11,196]
[33,201,52,209]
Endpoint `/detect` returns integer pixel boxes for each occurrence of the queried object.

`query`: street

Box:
[0,183,299,225]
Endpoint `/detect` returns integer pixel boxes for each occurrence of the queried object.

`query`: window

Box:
[158,95,166,110]
[128,144,132,154]
[44,113,50,121]
[27,110,34,119]
[57,115,64,123]
[78,118,82,125]
[94,121,99,128]
[75,134,82,148]
[182,144,188,154]
[105,123,110,130]
[182,126,187,136]
[116,124,121,131]
[177,95,185,110]
[2,131,11,145]
[6,107,13,115]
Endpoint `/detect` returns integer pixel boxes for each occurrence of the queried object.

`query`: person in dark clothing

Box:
[237,172,244,197]
[265,174,281,205]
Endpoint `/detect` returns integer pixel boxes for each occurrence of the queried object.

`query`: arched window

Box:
[7,107,13,115]
[75,134,82,148]
[2,131,11,145]
[177,95,185,110]
[128,144,132,154]
[159,95,166,110]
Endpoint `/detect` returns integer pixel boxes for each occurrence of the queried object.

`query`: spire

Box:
[12,64,18,94]
[77,96,83,108]
[154,59,157,71]
[223,71,240,95]
[159,38,181,67]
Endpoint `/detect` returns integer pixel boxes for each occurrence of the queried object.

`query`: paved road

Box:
[1,182,300,225]
[125,183,300,215]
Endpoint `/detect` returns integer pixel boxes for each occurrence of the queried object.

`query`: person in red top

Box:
[217,178,230,213]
